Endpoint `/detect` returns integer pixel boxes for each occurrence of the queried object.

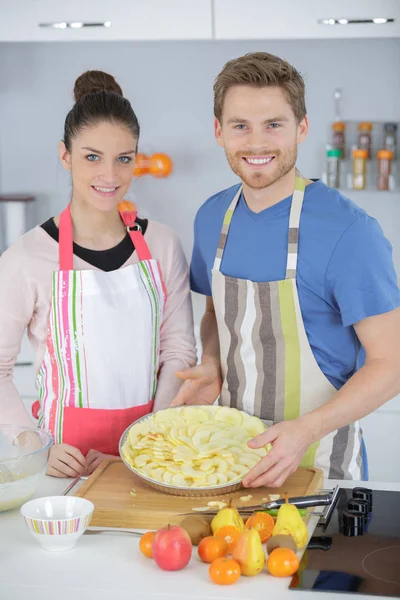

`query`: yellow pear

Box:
[210,499,244,534]
[272,493,309,549]
[232,528,266,576]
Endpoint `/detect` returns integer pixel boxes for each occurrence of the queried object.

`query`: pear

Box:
[210,499,244,534]
[272,493,309,549]
[232,528,266,576]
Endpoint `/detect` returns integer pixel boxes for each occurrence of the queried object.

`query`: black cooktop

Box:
[290,487,400,597]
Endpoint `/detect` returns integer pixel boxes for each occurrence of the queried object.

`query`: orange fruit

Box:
[198,535,229,563]
[133,152,149,177]
[209,557,241,585]
[214,525,241,553]
[139,531,154,558]
[148,153,173,178]
[267,548,300,577]
[245,512,275,543]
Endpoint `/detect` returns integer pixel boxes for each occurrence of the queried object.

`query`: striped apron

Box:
[34,201,166,456]
[211,173,363,479]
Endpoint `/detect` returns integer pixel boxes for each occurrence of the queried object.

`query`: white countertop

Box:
[0,477,399,600]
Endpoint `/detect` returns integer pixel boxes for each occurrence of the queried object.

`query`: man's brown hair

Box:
[213,52,306,123]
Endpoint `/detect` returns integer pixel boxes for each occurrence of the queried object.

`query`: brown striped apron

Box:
[211,172,363,479]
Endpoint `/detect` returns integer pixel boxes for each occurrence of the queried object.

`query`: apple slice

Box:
[213,406,243,426]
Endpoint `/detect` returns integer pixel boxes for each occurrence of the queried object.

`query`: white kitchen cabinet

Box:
[0,0,212,42]
[214,0,400,40]
[362,396,400,482]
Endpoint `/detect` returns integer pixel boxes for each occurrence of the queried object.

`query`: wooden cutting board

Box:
[75,459,324,529]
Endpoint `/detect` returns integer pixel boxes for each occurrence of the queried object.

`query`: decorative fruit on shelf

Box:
[214,525,241,553]
[152,524,192,571]
[179,515,211,546]
[245,512,275,543]
[267,547,300,577]
[133,152,149,177]
[139,531,155,558]
[148,152,173,178]
[198,536,229,563]
[211,500,245,535]
[272,493,309,549]
[232,528,266,576]
[209,557,241,585]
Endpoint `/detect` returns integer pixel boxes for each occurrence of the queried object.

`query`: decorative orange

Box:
[214,525,241,553]
[209,557,241,585]
[133,152,149,177]
[267,548,300,577]
[139,531,154,558]
[245,512,275,543]
[148,153,173,178]
[198,535,229,563]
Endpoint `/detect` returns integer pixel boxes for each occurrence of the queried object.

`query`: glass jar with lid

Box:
[332,122,346,158]
[377,149,393,191]
[358,122,373,158]
[383,123,397,160]
[353,149,368,190]
[326,148,341,188]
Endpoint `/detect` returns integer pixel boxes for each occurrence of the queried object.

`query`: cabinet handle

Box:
[15,362,33,367]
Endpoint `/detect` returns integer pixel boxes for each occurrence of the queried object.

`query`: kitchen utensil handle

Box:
[62,475,88,496]
[265,494,332,509]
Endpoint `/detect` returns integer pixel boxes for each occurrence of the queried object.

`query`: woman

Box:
[0,70,196,477]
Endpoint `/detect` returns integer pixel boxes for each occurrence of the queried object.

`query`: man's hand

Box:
[86,449,115,475]
[170,361,222,407]
[47,444,87,478]
[242,417,317,488]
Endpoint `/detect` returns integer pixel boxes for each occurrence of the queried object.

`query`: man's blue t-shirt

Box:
[190,180,400,390]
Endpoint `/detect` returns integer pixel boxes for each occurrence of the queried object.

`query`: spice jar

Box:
[377,149,393,191]
[332,122,346,158]
[383,123,397,160]
[353,149,368,190]
[326,148,341,188]
[358,122,373,158]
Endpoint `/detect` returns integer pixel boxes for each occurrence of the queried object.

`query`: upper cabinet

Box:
[1,0,400,42]
[214,0,400,40]
[0,0,213,42]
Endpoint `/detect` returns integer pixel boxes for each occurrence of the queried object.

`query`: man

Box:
[172,52,400,487]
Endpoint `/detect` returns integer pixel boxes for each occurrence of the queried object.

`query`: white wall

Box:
[1,37,399,480]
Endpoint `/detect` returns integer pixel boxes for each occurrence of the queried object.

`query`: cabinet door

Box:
[214,0,400,40]
[362,395,400,482]
[0,0,212,42]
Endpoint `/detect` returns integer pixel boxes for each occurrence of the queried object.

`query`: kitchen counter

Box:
[0,477,399,600]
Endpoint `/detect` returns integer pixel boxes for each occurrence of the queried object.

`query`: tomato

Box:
[209,557,241,585]
[267,548,300,577]
[139,531,154,558]
[245,512,275,543]
[198,536,229,563]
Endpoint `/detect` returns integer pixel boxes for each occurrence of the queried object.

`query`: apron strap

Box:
[285,171,306,279]
[118,201,152,262]
[59,205,74,271]
[213,185,242,271]
[58,201,154,270]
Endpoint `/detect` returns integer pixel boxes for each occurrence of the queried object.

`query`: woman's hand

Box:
[170,361,222,407]
[85,449,115,475]
[47,444,87,478]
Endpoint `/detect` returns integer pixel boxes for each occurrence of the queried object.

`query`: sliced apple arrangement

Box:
[121,406,271,488]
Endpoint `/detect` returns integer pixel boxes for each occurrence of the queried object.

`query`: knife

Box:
[179,493,332,516]
[84,527,143,537]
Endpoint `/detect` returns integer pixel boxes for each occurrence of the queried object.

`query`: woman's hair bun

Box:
[73,70,123,102]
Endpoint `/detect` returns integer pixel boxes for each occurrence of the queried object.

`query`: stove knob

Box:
[342,510,364,537]
[348,498,369,523]
[352,487,373,511]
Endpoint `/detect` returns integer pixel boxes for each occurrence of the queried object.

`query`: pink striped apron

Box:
[33,201,166,456]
